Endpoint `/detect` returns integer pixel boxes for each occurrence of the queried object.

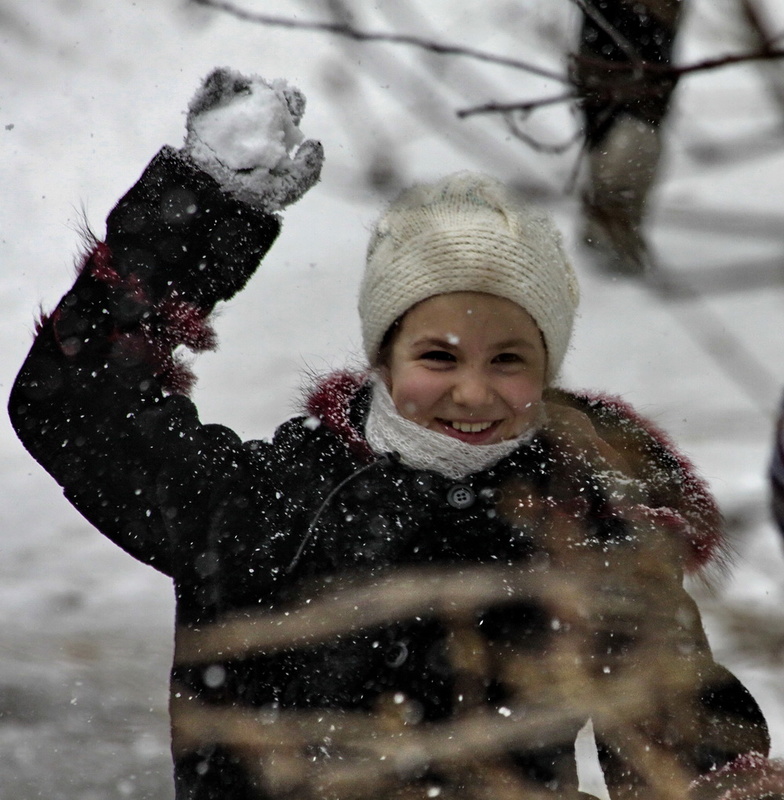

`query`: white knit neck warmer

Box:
[364,378,534,480]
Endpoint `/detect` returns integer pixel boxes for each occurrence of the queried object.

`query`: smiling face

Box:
[381,292,548,445]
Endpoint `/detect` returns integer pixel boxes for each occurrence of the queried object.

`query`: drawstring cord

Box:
[285,453,397,574]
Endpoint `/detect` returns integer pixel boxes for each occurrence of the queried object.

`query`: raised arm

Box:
[8,69,323,575]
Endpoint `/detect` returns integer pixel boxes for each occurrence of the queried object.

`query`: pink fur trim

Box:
[156,297,217,352]
[572,390,724,572]
[691,752,784,800]
[86,242,120,285]
[305,371,374,461]
[49,243,218,396]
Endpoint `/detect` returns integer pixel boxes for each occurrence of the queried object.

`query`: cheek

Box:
[506,376,545,412]
[390,371,445,421]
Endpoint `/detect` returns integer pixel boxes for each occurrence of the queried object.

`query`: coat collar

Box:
[303,371,725,573]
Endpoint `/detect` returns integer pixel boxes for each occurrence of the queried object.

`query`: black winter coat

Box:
[9,147,770,800]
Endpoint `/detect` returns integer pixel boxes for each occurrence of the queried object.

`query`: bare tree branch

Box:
[191,0,569,83]
[195,0,784,83]
[457,92,578,118]
[503,112,583,154]
[577,45,784,78]
[194,0,784,128]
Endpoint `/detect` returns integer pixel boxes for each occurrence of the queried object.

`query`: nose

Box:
[451,369,494,411]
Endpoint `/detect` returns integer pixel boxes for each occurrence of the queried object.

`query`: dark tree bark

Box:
[574,0,685,274]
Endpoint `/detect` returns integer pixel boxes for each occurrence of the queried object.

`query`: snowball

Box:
[183,70,322,211]
[188,78,304,173]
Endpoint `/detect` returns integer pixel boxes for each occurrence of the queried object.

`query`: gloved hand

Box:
[182,67,324,212]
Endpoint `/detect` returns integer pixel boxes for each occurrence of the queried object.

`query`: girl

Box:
[9,69,774,800]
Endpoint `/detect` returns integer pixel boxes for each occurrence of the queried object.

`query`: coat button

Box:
[447,485,475,509]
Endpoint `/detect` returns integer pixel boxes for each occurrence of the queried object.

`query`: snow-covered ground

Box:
[2,1,783,797]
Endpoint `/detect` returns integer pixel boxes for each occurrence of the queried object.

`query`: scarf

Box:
[364,378,534,480]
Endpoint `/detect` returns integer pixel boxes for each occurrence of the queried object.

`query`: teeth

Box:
[451,420,493,433]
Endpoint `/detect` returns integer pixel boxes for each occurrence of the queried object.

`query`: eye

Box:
[420,350,456,362]
[493,352,523,364]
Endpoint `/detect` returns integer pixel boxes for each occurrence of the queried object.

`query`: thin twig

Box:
[576,46,784,78]
[503,112,583,155]
[192,0,569,83]
[458,92,578,118]
[462,45,784,120]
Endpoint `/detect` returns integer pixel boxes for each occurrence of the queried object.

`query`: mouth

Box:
[450,420,494,433]
[436,418,502,444]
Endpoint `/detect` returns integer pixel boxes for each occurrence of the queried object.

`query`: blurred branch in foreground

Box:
[170,688,693,799]
[172,553,775,799]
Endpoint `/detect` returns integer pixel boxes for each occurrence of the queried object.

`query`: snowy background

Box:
[1,1,783,798]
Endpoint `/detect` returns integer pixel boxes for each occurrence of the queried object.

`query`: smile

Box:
[447,420,495,433]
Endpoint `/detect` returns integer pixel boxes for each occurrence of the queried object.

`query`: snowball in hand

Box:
[183,68,323,212]
[187,78,304,172]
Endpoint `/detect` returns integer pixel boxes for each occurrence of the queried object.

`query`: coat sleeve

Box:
[8,146,281,576]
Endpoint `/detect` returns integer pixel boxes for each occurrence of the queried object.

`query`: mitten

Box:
[103,68,324,314]
[57,69,325,395]
[182,67,324,212]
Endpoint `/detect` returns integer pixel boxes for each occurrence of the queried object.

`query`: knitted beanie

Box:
[359,172,580,381]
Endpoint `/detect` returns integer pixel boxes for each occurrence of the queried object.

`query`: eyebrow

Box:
[409,336,539,351]
[410,337,458,349]
[495,338,539,351]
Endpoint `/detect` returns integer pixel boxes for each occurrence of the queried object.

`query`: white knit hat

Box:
[359,171,580,381]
